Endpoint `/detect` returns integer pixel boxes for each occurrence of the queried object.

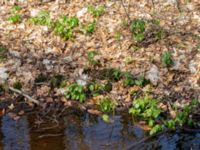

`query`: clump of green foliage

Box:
[87,81,112,96]
[129,95,199,135]
[11,5,22,13]
[102,114,110,122]
[8,5,22,23]
[82,21,96,34]
[64,83,86,103]
[8,14,21,23]
[131,19,146,42]
[88,81,105,96]
[87,5,105,17]
[13,81,22,90]
[29,11,52,27]
[161,51,173,67]
[129,95,162,127]
[0,46,8,62]
[123,72,135,87]
[110,69,122,81]
[98,97,116,113]
[53,15,79,40]
[123,73,149,87]
[99,68,123,81]
[135,76,150,86]
[151,19,165,40]
[87,51,99,66]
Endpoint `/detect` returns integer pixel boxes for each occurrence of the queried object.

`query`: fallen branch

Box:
[38,133,63,139]
[9,87,40,105]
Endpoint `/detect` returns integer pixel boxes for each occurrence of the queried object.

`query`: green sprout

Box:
[8,14,21,23]
[98,97,116,113]
[161,51,173,67]
[131,19,146,42]
[87,5,105,17]
[29,11,52,27]
[82,21,96,34]
[64,83,86,103]
[11,5,22,13]
[87,51,99,66]
[53,16,79,40]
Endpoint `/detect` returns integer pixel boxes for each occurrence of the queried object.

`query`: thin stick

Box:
[120,0,131,23]
[38,133,63,139]
[9,87,40,105]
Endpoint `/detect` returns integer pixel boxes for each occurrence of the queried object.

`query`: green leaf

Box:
[102,114,109,122]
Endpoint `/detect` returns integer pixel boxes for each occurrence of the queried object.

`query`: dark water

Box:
[0,112,199,150]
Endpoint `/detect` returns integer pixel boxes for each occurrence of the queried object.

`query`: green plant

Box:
[131,19,146,42]
[87,51,99,66]
[129,94,199,135]
[64,83,86,103]
[53,16,79,40]
[100,68,122,81]
[123,72,135,87]
[161,51,173,67]
[102,114,110,122]
[98,97,116,113]
[111,69,122,81]
[149,124,164,135]
[8,14,21,23]
[56,15,79,28]
[87,81,112,96]
[123,73,149,87]
[134,76,150,86]
[30,11,52,27]
[11,5,22,13]
[0,46,7,62]
[13,81,22,90]
[129,95,162,127]
[82,21,96,34]
[87,5,105,17]
[88,82,104,96]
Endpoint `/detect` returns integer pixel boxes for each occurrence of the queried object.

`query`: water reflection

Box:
[64,113,143,150]
[0,111,199,150]
[1,115,30,150]
[129,132,200,150]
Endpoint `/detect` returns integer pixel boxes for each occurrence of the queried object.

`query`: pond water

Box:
[0,111,199,150]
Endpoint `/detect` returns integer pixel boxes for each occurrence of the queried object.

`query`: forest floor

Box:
[0,0,200,132]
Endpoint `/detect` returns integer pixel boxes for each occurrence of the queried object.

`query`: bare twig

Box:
[9,87,40,105]
[120,0,131,23]
[38,133,63,139]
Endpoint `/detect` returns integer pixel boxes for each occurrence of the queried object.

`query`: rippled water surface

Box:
[0,112,199,150]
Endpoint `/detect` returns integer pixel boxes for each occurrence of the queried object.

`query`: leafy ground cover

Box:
[0,0,200,135]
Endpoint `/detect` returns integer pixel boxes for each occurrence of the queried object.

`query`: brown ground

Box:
[0,0,199,116]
